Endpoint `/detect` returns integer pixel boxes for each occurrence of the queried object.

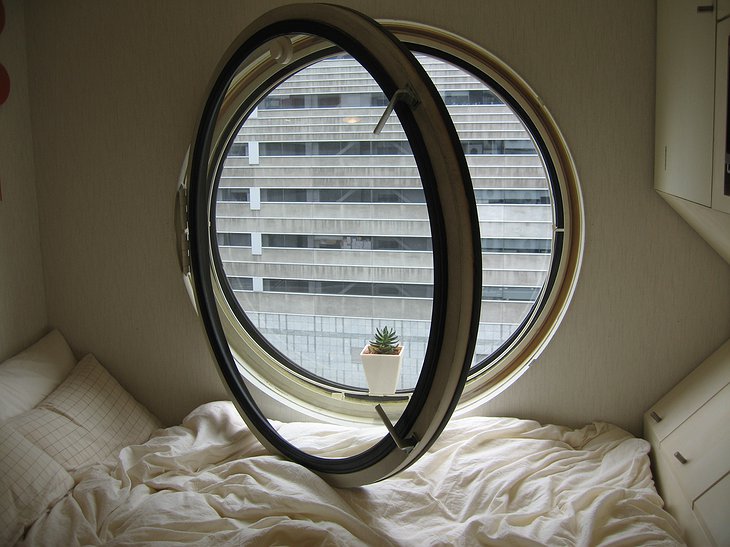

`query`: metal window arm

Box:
[375,404,418,453]
[373,84,421,135]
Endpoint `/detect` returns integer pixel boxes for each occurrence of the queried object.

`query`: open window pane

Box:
[215,53,432,392]
[187,3,480,487]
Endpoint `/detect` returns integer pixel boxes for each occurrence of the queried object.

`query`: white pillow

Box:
[0,421,73,545]
[0,330,76,421]
[9,354,161,470]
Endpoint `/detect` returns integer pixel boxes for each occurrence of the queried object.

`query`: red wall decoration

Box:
[0,0,7,106]
[0,63,9,105]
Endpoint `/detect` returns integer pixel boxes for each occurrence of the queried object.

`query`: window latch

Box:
[373,84,420,135]
[375,404,419,453]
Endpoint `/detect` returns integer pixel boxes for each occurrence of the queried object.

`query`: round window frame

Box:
[194,21,583,422]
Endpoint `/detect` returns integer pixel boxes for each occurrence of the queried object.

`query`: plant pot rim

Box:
[360,345,404,357]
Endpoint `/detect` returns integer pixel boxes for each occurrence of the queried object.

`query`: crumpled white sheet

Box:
[21,401,683,546]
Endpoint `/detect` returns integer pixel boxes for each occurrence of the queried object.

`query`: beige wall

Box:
[0,0,47,361]
[22,0,730,434]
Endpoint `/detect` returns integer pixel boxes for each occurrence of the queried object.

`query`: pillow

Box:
[9,354,161,471]
[0,330,76,421]
[0,421,73,545]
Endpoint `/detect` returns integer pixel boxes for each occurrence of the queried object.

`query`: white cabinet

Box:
[655,0,715,207]
[719,0,730,22]
[655,0,730,262]
[694,474,730,547]
[644,338,730,546]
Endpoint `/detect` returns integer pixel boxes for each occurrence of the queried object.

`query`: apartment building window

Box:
[255,139,534,157]
[259,188,427,203]
[483,286,541,302]
[481,238,551,254]
[228,276,254,291]
[182,5,582,486]
[219,187,549,206]
[217,188,250,202]
[216,232,251,247]
[256,279,538,301]
[227,143,248,157]
[257,89,501,110]
[259,234,432,252]
[263,279,434,299]
[475,189,550,204]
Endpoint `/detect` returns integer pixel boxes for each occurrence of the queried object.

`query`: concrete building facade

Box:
[214,53,553,391]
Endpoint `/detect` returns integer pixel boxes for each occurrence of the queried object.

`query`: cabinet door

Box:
[719,0,730,21]
[647,338,730,441]
[661,383,730,502]
[655,0,716,206]
[694,472,730,547]
[713,17,730,214]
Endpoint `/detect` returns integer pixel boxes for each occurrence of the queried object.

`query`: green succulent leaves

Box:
[368,326,400,355]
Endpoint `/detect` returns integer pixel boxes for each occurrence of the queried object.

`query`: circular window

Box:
[181,5,582,486]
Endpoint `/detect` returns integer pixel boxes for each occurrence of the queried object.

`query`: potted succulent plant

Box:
[360,326,404,395]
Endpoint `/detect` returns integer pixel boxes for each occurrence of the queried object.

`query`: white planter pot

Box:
[360,345,404,395]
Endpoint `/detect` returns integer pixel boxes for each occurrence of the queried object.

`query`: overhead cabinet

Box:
[654,0,715,206]
[655,0,730,262]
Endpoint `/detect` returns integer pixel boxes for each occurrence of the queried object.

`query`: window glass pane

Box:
[215,52,433,392]
[214,50,553,391]
[417,52,552,367]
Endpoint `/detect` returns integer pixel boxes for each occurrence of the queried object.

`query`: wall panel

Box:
[23,0,730,433]
[0,0,47,360]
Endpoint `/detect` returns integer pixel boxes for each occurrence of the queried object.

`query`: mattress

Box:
[19,400,683,546]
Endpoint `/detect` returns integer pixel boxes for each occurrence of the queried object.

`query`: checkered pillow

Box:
[0,421,73,545]
[9,354,160,471]
[0,330,76,421]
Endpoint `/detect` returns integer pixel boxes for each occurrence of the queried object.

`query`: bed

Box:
[1,331,684,546]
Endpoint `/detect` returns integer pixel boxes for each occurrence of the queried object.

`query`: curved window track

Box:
[180,5,582,486]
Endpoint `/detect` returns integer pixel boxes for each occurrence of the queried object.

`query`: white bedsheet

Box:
[21,401,683,546]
